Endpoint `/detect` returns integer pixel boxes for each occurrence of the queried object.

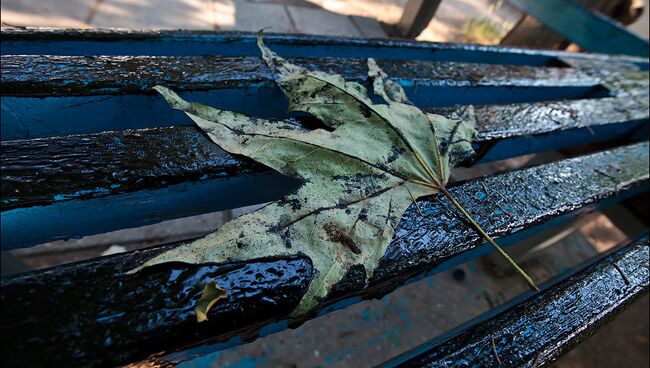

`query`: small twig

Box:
[479,181,510,216]
[585,125,595,136]
[1,22,27,29]
[493,190,512,205]
[480,181,490,194]
[613,263,631,286]
[407,187,423,216]
[496,202,512,217]
[491,336,502,366]
[530,352,541,368]
[594,168,615,179]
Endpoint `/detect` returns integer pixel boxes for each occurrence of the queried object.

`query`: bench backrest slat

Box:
[2,29,648,66]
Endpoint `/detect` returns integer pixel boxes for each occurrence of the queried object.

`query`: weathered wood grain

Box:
[1,143,647,367]
[1,29,647,69]
[0,54,604,97]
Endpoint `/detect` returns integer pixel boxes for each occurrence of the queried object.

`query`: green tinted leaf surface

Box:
[134,34,478,317]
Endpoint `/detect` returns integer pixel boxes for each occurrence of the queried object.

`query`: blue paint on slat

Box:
[476,119,649,163]
[2,120,641,247]
[397,184,647,287]
[631,120,650,140]
[1,83,605,140]
[508,0,649,57]
[3,31,647,71]
[175,321,287,367]
[0,87,288,140]
[3,34,647,70]
[0,171,300,249]
[0,38,563,67]
[317,296,364,317]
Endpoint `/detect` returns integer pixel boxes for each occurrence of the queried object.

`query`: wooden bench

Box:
[1,29,648,367]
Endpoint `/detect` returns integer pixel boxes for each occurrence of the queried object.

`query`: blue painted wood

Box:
[0,172,299,249]
[477,118,648,162]
[507,0,649,57]
[4,109,645,211]
[2,29,646,247]
[0,89,285,140]
[2,130,644,250]
[1,138,647,251]
[3,95,647,248]
[2,30,647,68]
[2,54,619,140]
[0,84,608,140]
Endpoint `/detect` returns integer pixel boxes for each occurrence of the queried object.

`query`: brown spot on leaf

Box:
[324,222,361,254]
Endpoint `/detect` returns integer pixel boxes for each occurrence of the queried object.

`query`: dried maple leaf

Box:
[133,33,536,318]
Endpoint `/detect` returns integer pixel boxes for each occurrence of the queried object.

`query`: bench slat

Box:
[3,54,646,141]
[379,236,649,368]
[2,96,647,210]
[1,55,603,97]
[1,143,647,367]
[2,97,647,248]
[2,29,648,68]
[507,0,649,57]
[7,55,642,141]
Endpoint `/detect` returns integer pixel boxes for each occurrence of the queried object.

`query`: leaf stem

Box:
[440,187,539,292]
